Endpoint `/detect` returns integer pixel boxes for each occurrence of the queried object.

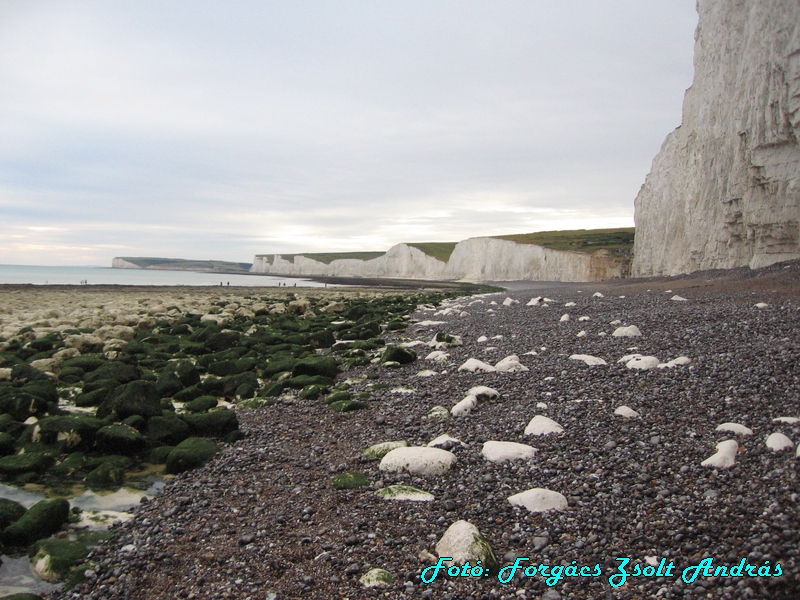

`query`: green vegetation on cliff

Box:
[407,242,458,262]
[491,228,635,254]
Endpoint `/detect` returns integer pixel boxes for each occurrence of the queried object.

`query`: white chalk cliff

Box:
[251,239,625,282]
[633,0,800,276]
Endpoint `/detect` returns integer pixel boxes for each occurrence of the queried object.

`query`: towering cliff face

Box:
[633,0,800,277]
[251,240,626,282]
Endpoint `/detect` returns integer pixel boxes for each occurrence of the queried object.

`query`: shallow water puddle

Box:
[0,554,59,596]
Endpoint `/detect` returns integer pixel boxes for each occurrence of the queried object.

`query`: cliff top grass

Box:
[491,228,635,254]
[118,257,252,272]
[407,242,458,262]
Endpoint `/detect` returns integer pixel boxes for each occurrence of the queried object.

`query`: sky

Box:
[0,1,698,266]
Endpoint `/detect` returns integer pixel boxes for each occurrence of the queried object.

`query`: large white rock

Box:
[658,356,692,368]
[481,441,537,462]
[765,433,794,452]
[375,485,434,502]
[612,325,642,337]
[524,415,564,436]
[701,440,738,469]
[379,447,456,476]
[466,386,500,401]
[716,423,753,436]
[625,356,661,370]
[458,358,496,373]
[451,396,478,417]
[614,405,640,419]
[494,355,528,372]
[632,0,800,276]
[363,440,408,459]
[507,488,568,513]
[569,354,607,366]
[435,520,498,568]
[425,350,449,362]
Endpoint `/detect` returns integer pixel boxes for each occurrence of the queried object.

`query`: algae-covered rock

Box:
[360,568,393,587]
[181,409,238,437]
[425,405,451,419]
[237,397,274,409]
[85,462,125,488]
[257,382,283,398]
[184,396,218,413]
[0,392,48,421]
[332,471,369,490]
[329,400,369,413]
[83,362,140,385]
[0,452,53,477]
[104,380,162,420]
[0,593,44,600]
[363,440,408,460]
[165,437,219,474]
[292,357,338,379]
[30,538,88,582]
[34,416,103,450]
[50,452,86,477]
[300,385,326,400]
[146,416,190,445]
[147,445,174,464]
[324,391,351,405]
[282,374,333,390]
[2,498,70,546]
[155,370,184,397]
[0,432,14,456]
[94,424,146,455]
[381,346,417,365]
[0,497,26,529]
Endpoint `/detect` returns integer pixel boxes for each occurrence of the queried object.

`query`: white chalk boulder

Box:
[379,447,456,476]
[481,441,537,462]
[715,423,753,436]
[766,433,794,453]
[569,354,607,366]
[701,440,738,469]
[612,325,642,337]
[625,356,660,370]
[435,520,498,569]
[508,488,568,513]
[364,440,408,459]
[614,406,640,419]
[494,355,528,372]
[524,415,564,436]
[658,356,692,368]
[451,395,478,417]
[458,358,496,373]
[375,485,434,502]
[467,386,500,401]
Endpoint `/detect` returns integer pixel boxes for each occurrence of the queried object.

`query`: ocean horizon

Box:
[0,264,331,287]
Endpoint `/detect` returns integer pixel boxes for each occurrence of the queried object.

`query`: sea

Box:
[0,264,333,287]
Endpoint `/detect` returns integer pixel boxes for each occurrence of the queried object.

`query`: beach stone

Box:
[165,437,220,474]
[2,498,70,546]
[379,447,456,476]
[425,406,451,419]
[481,441,537,462]
[0,498,27,529]
[94,325,136,341]
[671,295,688,301]
[451,395,478,417]
[625,356,660,370]
[524,415,564,436]
[658,356,692,368]
[701,440,738,468]
[495,355,528,372]
[360,568,393,587]
[104,380,163,420]
[765,432,794,452]
[381,346,417,365]
[95,424,146,455]
[716,423,753,436]
[457,358,496,373]
[435,520,498,570]
[507,488,568,513]
[30,538,89,582]
[612,325,642,337]
[614,405,640,419]
[569,354,607,366]
[363,440,408,460]
[559,313,570,322]
[63,334,104,353]
[375,484,434,501]
[332,471,369,490]
[773,416,799,424]
[427,434,462,449]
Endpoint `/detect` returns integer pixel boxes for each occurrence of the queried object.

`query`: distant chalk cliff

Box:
[633,0,800,277]
[251,239,626,282]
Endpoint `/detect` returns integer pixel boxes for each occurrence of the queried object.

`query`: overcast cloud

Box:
[0,1,697,266]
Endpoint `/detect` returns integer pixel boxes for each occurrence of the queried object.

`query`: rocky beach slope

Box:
[7,260,799,599]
